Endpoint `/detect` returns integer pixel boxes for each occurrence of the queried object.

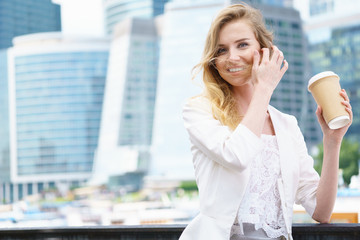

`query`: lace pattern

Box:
[231,134,287,239]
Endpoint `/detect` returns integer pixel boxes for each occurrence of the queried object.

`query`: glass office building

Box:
[308,26,360,140]
[0,50,11,187]
[243,0,293,7]
[303,0,360,142]
[259,6,308,124]
[0,0,61,49]
[150,0,225,178]
[103,0,169,35]
[151,0,313,178]
[92,18,159,184]
[2,33,109,203]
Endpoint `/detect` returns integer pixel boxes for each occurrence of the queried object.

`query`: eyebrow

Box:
[218,38,251,47]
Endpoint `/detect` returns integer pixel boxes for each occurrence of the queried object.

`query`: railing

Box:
[0,224,359,239]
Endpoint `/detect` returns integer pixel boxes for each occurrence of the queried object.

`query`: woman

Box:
[180,3,352,240]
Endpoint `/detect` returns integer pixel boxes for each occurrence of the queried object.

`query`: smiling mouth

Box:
[228,67,245,72]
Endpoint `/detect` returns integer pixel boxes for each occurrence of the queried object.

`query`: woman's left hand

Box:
[315,89,353,144]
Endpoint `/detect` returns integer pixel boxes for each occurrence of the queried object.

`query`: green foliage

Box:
[179,180,198,191]
[119,191,144,202]
[313,138,360,185]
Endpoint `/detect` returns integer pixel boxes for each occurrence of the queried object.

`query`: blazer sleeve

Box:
[293,118,320,217]
[182,97,263,171]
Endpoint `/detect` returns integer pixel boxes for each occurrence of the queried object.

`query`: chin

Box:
[226,73,251,82]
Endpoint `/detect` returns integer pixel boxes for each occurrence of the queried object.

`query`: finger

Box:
[316,105,327,127]
[345,106,353,124]
[271,45,280,60]
[340,89,350,102]
[343,100,353,115]
[253,50,260,69]
[315,105,321,116]
[271,45,283,64]
[277,50,284,65]
[341,100,351,110]
[279,59,288,76]
[261,48,270,63]
[341,98,353,125]
[315,105,321,117]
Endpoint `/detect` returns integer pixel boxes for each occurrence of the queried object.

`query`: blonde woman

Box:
[180,3,352,240]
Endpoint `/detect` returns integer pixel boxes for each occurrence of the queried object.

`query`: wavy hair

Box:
[193,4,273,130]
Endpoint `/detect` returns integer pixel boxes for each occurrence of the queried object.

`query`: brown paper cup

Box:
[308,71,350,129]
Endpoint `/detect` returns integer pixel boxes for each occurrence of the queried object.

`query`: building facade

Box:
[257,4,312,141]
[103,0,169,35]
[150,0,226,178]
[1,33,109,203]
[91,18,159,185]
[0,0,62,202]
[0,50,11,190]
[243,0,293,7]
[308,26,360,141]
[300,0,360,142]
[0,0,61,49]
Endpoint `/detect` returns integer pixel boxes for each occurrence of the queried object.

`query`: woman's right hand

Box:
[251,45,288,94]
[240,45,288,137]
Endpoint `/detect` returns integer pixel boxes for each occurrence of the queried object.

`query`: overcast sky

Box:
[54,0,105,37]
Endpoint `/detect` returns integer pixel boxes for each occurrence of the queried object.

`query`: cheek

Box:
[214,60,226,72]
[217,69,227,80]
[245,49,257,63]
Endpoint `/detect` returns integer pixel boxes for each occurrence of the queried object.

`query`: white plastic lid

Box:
[328,115,350,129]
[308,71,339,91]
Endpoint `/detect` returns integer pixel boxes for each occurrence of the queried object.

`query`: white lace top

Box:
[231,134,287,239]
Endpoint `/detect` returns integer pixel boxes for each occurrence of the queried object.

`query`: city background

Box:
[0,0,359,227]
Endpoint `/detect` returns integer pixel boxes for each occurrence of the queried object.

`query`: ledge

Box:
[0,223,358,239]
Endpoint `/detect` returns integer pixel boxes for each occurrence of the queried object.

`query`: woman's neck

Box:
[232,82,255,115]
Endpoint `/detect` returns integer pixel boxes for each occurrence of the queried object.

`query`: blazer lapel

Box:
[268,106,294,191]
[268,106,295,237]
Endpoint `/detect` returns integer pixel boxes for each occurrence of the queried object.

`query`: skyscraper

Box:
[308,26,360,141]
[243,0,293,7]
[252,1,322,147]
[1,32,109,203]
[0,50,11,188]
[300,0,360,141]
[103,0,170,35]
[0,0,61,200]
[92,0,167,185]
[256,4,308,125]
[151,0,311,178]
[150,0,225,178]
[0,0,61,49]
[91,18,159,184]
[0,0,62,202]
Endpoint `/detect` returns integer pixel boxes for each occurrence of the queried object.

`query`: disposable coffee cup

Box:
[308,71,350,129]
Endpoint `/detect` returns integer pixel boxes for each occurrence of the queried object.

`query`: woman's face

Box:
[214,19,261,87]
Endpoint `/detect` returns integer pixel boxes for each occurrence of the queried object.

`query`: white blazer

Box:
[180,96,320,240]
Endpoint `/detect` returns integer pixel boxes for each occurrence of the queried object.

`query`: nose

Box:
[228,48,240,61]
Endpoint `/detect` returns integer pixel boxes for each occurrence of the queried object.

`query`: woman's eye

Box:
[216,48,226,55]
[238,42,248,48]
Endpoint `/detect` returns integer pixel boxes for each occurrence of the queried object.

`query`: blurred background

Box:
[0,0,359,227]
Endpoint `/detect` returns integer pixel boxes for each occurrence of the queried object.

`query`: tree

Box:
[313,138,360,186]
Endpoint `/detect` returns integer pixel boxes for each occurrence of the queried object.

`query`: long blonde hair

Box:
[194,4,273,130]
